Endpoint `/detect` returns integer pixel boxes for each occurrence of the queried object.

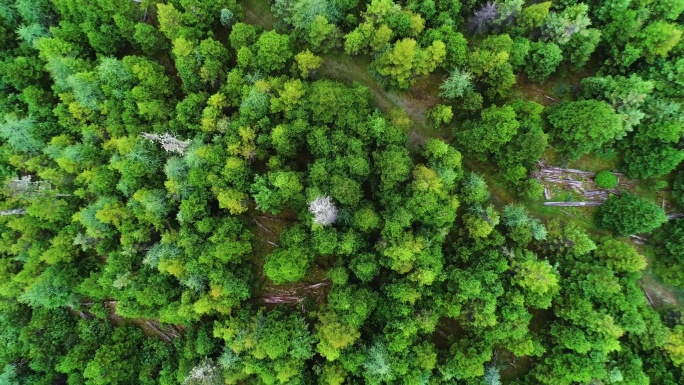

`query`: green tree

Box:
[595,193,667,235]
[374,38,445,89]
[546,100,624,161]
[595,238,646,273]
[439,68,472,100]
[0,114,43,154]
[512,256,559,309]
[594,171,618,189]
[638,21,682,62]
[295,49,323,78]
[526,42,563,82]
[254,31,292,74]
[455,105,519,160]
[263,225,311,284]
[518,2,551,32]
[229,22,257,50]
[214,308,314,384]
[651,220,684,287]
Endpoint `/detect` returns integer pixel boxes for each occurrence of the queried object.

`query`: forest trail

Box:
[243,0,275,30]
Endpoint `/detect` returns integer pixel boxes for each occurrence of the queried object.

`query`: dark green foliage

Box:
[595,193,668,235]
[651,219,684,287]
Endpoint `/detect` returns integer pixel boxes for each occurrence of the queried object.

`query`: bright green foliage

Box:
[518,2,551,32]
[306,15,338,52]
[666,327,684,368]
[594,171,618,189]
[157,3,185,41]
[316,310,361,361]
[595,193,668,235]
[264,226,311,284]
[547,100,624,161]
[581,74,654,132]
[428,104,452,127]
[254,31,292,73]
[374,38,446,89]
[295,49,322,78]
[466,34,517,98]
[545,219,596,256]
[595,238,646,273]
[638,21,682,62]
[422,25,467,70]
[251,171,304,214]
[512,256,559,309]
[133,23,166,54]
[230,22,257,50]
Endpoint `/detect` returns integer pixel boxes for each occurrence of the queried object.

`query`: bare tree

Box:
[6,175,47,196]
[308,196,338,226]
[470,2,498,33]
[0,208,27,216]
[141,132,191,155]
[182,359,223,385]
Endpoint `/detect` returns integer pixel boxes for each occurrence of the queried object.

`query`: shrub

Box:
[594,171,618,189]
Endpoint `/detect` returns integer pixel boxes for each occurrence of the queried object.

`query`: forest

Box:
[1,0,684,384]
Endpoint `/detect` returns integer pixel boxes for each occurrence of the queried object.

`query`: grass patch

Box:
[569,152,620,173]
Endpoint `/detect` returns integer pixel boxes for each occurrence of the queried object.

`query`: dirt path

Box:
[242,0,275,30]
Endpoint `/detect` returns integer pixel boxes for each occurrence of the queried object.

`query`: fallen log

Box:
[263,296,303,304]
[583,190,608,197]
[668,213,684,220]
[540,165,596,176]
[543,177,584,186]
[642,288,655,307]
[253,218,275,234]
[301,282,328,290]
[543,201,603,207]
[570,185,586,195]
[544,187,551,200]
[560,209,579,219]
[145,320,173,342]
[630,234,649,244]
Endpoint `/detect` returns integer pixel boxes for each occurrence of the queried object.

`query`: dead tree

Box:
[543,201,603,207]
